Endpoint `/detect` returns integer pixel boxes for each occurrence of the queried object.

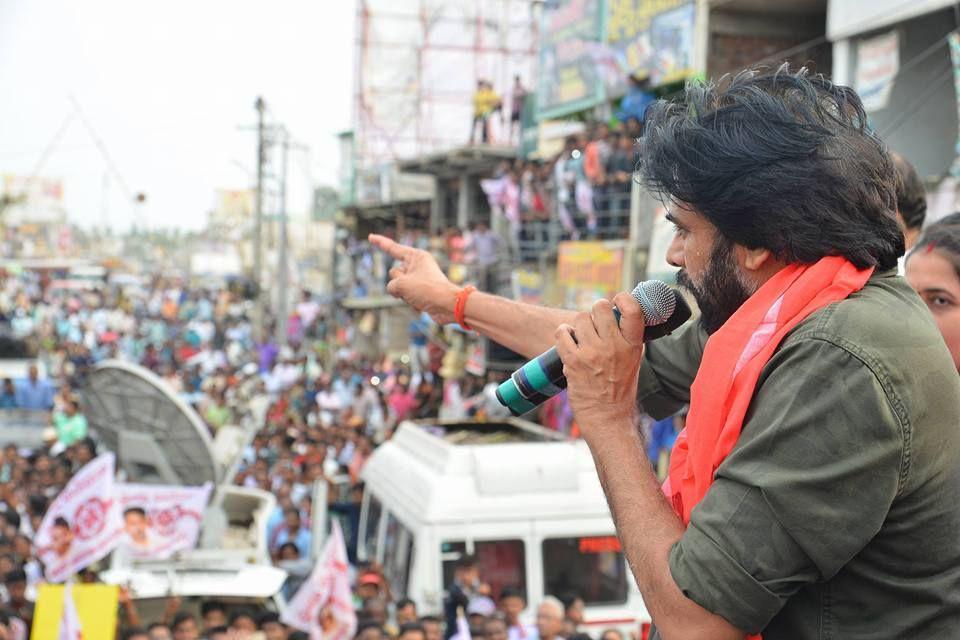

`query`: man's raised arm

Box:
[369,234,575,358]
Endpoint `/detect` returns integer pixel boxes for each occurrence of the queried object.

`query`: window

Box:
[382,512,415,597]
[542,536,627,605]
[360,492,383,561]
[440,539,526,601]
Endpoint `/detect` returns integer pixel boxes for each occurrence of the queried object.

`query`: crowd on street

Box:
[0,269,612,639]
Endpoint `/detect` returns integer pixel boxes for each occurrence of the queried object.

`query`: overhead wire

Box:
[879,66,954,139]
[67,94,136,202]
[27,111,76,183]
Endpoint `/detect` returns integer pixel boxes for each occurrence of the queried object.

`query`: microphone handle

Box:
[507,308,626,408]
[496,292,691,416]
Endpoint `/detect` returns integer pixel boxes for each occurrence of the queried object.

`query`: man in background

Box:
[499,587,532,640]
[534,598,566,640]
[471,81,502,145]
[15,365,53,411]
[397,598,418,626]
[892,151,927,251]
[510,75,527,144]
[443,555,489,639]
[270,508,312,558]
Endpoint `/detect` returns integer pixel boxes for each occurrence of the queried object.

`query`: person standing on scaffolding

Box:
[470,80,502,145]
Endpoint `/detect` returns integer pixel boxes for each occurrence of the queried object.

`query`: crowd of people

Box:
[339,117,645,302]
[0,262,590,638]
[108,558,622,640]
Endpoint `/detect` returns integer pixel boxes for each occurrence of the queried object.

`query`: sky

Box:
[0,0,356,231]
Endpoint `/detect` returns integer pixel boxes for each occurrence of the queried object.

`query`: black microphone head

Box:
[631,280,677,326]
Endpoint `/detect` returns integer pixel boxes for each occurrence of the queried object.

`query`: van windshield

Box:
[542,536,628,606]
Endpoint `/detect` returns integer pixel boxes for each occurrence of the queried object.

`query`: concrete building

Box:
[830,0,958,194]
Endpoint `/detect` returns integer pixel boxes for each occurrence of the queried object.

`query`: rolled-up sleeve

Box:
[667,337,904,632]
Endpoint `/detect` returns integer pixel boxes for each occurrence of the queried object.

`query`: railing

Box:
[335,178,635,300]
[508,181,633,266]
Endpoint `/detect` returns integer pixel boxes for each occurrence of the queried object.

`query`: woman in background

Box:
[905,215,960,371]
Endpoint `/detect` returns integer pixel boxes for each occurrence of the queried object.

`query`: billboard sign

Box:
[537,0,606,120]
[604,0,692,95]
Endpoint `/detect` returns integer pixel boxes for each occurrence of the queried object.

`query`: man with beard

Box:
[369,66,960,639]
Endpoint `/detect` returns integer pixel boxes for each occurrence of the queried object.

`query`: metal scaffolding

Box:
[353,0,539,174]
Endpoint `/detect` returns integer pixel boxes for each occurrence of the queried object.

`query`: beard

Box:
[676,237,753,334]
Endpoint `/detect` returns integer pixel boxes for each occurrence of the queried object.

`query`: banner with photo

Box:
[537,0,605,119]
[649,3,696,86]
[34,453,124,583]
[604,0,692,94]
[117,482,213,560]
[282,520,356,640]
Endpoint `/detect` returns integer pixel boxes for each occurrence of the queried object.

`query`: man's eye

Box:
[931,296,953,307]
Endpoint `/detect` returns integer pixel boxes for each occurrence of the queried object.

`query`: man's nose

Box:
[666,232,684,268]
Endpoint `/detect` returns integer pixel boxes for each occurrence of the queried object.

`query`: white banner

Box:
[117,483,213,560]
[281,521,357,640]
[856,30,900,112]
[35,454,123,583]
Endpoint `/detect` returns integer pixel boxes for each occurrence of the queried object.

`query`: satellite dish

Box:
[83,360,217,486]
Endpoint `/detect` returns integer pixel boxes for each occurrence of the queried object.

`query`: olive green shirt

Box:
[639,271,960,638]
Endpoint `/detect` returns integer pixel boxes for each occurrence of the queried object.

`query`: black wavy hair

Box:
[892,152,927,231]
[641,65,904,271]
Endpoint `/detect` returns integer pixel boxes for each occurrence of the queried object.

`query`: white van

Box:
[359,418,651,638]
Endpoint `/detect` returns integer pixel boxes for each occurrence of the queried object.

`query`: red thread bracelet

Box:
[454,285,476,330]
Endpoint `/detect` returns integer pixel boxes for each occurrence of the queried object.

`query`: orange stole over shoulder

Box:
[662,256,873,639]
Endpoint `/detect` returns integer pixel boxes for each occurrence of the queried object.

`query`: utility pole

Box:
[273,131,311,347]
[276,128,290,347]
[253,96,266,343]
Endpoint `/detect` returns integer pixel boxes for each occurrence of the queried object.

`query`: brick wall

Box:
[709,33,832,78]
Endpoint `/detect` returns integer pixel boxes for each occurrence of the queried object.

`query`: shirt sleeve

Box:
[636,319,707,419]
[667,336,904,633]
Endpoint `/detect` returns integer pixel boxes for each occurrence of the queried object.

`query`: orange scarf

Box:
[663,256,873,637]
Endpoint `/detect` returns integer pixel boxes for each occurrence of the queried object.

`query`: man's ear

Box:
[736,245,774,273]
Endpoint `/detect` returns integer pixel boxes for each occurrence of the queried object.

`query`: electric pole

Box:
[253,96,266,343]
[276,128,290,347]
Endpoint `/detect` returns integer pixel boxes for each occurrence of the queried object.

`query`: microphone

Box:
[495,280,692,416]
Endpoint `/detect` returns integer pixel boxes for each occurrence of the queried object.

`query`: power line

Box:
[28,111,76,182]
[68,94,136,202]
[879,66,954,139]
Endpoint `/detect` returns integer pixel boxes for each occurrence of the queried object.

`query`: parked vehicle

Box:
[359,418,651,637]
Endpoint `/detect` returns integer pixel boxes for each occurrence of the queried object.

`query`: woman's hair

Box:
[641,64,904,270]
[908,214,960,278]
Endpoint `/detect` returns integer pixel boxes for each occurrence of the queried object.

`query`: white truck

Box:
[359,418,651,638]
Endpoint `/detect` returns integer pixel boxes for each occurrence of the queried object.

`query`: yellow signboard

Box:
[557,241,624,292]
[32,584,119,640]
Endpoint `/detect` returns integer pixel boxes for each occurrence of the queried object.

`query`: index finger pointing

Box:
[369,234,413,261]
